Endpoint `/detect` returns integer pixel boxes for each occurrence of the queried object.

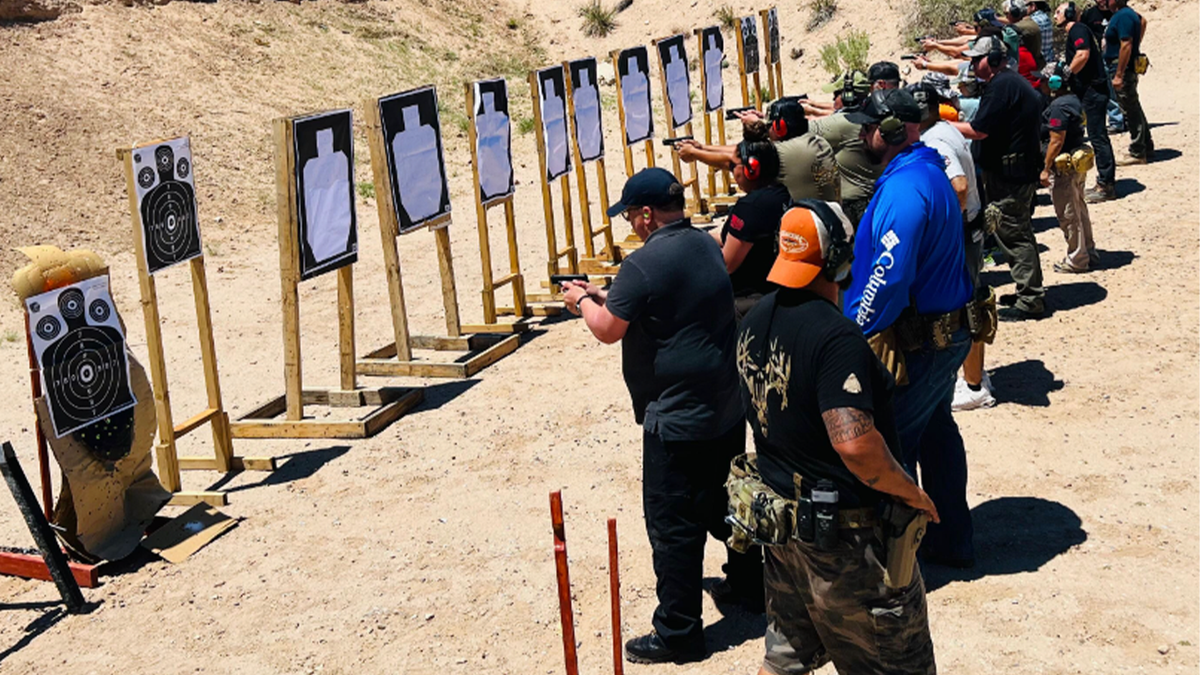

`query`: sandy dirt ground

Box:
[0,0,1196,672]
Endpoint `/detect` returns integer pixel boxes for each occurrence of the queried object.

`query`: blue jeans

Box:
[1104,62,1126,130]
[892,328,974,562]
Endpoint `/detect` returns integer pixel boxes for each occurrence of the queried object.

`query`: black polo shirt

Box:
[1042,94,1087,154]
[971,69,1045,183]
[722,183,791,297]
[737,289,902,507]
[606,218,743,441]
[1065,22,1107,96]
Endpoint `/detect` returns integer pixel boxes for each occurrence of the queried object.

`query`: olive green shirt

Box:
[808,112,885,207]
[1015,17,1046,70]
[775,132,840,202]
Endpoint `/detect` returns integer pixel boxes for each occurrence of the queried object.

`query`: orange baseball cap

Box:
[767,202,854,289]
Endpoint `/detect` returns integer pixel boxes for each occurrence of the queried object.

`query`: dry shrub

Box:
[578,1,617,37]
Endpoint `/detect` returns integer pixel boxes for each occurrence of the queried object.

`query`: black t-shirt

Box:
[721,183,791,297]
[1079,6,1111,45]
[1065,22,1107,96]
[971,69,1046,183]
[736,289,902,507]
[606,219,743,441]
[1042,94,1087,154]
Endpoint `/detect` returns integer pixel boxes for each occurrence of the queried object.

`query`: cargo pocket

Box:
[868,580,936,675]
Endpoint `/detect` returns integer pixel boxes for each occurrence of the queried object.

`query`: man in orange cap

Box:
[736,200,939,675]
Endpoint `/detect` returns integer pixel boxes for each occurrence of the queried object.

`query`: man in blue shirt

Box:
[843,89,977,567]
[1105,0,1153,162]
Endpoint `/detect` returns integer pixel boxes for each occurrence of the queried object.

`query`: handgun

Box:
[725,106,755,120]
[914,35,934,44]
[661,136,694,146]
[550,274,590,286]
[901,54,920,61]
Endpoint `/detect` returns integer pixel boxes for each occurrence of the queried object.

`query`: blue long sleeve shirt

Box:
[843,142,973,336]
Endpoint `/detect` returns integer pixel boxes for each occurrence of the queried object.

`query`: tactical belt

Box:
[894,307,966,352]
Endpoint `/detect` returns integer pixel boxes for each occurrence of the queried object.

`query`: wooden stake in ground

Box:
[0,441,86,613]
[229,111,423,439]
[463,79,535,333]
[549,490,580,675]
[355,87,521,379]
[608,517,624,675]
[117,137,273,507]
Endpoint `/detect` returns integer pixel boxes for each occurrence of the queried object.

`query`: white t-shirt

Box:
[921,121,980,222]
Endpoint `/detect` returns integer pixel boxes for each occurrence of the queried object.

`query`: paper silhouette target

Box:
[132,136,202,275]
[26,276,137,439]
[537,67,572,181]
[379,87,452,234]
[617,47,654,145]
[293,110,358,280]
[767,7,781,64]
[740,16,761,74]
[657,35,693,129]
[473,78,515,203]
[568,58,605,162]
[700,27,726,112]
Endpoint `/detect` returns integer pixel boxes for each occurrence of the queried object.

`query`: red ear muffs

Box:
[744,155,761,181]
[772,118,787,139]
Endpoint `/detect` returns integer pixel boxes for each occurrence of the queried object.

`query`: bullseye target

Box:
[26,275,137,439]
[131,136,203,275]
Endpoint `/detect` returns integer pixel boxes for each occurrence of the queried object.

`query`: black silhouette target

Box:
[133,137,204,275]
[26,277,137,439]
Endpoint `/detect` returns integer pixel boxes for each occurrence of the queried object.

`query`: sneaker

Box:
[1116,154,1149,166]
[952,377,996,411]
[625,632,706,665]
[998,306,1043,322]
[1053,260,1088,274]
[1085,183,1116,203]
[706,577,766,614]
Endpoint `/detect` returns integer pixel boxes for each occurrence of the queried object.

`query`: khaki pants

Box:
[1050,169,1096,271]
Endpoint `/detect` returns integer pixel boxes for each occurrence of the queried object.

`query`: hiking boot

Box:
[706,577,766,614]
[625,632,706,665]
[1116,154,1149,166]
[952,376,996,412]
[998,306,1043,322]
[1085,182,1116,203]
[998,293,1019,307]
[1053,260,1088,274]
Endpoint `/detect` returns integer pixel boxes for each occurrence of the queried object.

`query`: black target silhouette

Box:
[42,325,134,438]
[138,143,202,274]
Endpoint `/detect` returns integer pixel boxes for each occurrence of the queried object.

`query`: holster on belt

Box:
[879,501,929,589]
[867,328,908,386]
[725,453,794,553]
[965,286,998,345]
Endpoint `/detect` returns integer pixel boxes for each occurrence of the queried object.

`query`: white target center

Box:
[79,364,95,384]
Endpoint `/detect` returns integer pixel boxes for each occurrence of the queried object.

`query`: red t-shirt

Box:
[1017,47,1042,88]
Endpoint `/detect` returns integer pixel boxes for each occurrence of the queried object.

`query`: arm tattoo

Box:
[821,407,875,445]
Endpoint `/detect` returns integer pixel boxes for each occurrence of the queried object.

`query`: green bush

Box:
[807,0,838,32]
[578,2,617,37]
[819,29,870,77]
[903,0,977,40]
[356,181,375,200]
[517,116,536,135]
[714,4,738,32]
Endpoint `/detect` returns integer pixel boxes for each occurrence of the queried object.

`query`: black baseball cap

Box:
[606,168,683,218]
[867,61,901,84]
[844,89,924,126]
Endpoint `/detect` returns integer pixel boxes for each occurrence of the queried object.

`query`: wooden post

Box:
[564,60,617,266]
[608,518,624,675]
[433,225,462,337]
[337,265,356,392]
[610,49,657,181]
[736,26,751,110]
[529,70,579,281]
[273,118,304,422]
[550,491,580,675]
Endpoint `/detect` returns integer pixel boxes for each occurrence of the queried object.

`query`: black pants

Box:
[643,421,760,650]
[1082,87,1115,186]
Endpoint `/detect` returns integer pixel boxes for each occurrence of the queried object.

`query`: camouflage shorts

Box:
[761,529,936,675]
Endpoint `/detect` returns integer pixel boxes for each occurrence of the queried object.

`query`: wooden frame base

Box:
[0,551,100,588]
[229,387,424,439]
[356,333,520,379]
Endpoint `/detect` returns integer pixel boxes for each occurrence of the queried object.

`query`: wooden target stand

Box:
[736,21,764,110]
[652,35,710,224]
[354,99,520,379]
[760,7,785,101]
[228,116,424,440]
[609,48,658,258]
[117,143,273,507]
[461,83,534,335]
[694,29,738,213]
[524,70,574,313]
[563,60,620,278]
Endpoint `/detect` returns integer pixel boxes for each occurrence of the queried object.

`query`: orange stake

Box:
[608,518,624,675]
[550,491,580,675]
